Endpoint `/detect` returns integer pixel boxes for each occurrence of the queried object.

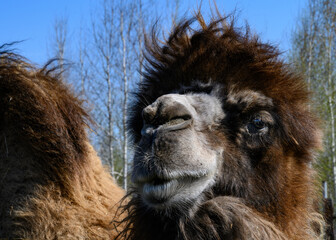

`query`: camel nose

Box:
[142,94,193,132]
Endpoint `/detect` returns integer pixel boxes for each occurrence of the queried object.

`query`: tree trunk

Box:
[326,23,336,201]
[107,64,115,178]
[120,11,128,191]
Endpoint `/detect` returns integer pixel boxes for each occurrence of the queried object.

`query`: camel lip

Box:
[132,170,208,186]
[133,174,174,185]
[141,179,178,206]
[134,171,213,208]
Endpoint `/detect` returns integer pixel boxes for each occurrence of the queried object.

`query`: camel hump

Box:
[0,49,90,174]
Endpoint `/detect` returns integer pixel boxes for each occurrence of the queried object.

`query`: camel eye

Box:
[252,117,265,129]
[247,116,267,134]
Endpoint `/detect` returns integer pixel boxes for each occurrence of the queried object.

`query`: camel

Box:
[117,14,325,240]
[0,47,124,239]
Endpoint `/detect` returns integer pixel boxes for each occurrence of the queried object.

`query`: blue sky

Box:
[0,0,307,65]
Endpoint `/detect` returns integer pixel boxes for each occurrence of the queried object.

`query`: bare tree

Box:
[165,0,181,26]
[306,0,318,91]
[78,27,89,96]
[321,0,336,201]
[120,10,128,190]
[290,0,336,202]
[118,1,138,190]
[54,0,178,189]
[136,0,145,84]
[86,0,139,189]
[51,16,69,79]
[89,0,119,179]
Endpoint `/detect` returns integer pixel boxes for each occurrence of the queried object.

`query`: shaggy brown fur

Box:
[117,15,325,240]
[0,48,124,239]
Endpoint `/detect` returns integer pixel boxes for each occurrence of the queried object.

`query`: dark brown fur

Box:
[0,48,124,239]
[117,15,324,240]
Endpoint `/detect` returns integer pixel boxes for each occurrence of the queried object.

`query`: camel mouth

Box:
[134,171,214,209]
[142,178,179,205]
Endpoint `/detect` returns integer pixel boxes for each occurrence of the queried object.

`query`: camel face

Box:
[132,92,223,209]
[132,85,278,212]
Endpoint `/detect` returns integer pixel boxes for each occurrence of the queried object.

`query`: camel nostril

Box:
[161,116,193,132]
[160,101,193,127]
[141,94,194,131]
[164,115,192,126]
